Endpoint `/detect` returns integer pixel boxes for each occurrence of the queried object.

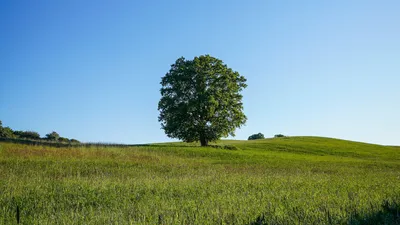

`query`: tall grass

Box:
[0,137,399,224]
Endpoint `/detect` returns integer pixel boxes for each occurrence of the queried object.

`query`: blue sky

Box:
[1,0,399,145]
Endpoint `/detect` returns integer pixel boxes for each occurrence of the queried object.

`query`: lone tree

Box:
[248,133,265,140]
[46,131,60,141]
[158,55,247,146]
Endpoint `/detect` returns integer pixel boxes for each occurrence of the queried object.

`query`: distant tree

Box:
[274,134,285,138]
[248,133,265,140]
[0,121,15,138]
[58,137,69,143]
[17,131,41,140]
[158,55,247,146]
[0,127,16,138]
[46,131,60,141]
[69,139,80,144]
[13,130,24,138]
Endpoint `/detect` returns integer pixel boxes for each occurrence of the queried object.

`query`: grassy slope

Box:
[0,137,399,224]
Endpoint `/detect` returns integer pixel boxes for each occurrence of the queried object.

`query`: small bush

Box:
[274,134,285,138]
[248,133,265,140]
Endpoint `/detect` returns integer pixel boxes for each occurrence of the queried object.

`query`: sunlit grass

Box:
[0,137,399,224]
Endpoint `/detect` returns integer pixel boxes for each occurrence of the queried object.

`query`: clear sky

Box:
[1,0,399,145]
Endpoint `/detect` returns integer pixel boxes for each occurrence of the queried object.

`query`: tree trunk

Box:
[200,135,208,146]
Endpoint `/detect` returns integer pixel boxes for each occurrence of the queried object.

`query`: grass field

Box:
[0,136,399,224]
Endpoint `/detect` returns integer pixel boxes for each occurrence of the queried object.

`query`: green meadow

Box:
[0,137,399,224]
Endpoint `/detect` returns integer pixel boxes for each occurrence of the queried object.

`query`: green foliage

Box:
[13,130,24,137]
[0,127,15,138]
[158,55,247,146]
[45,131,60,141]
[274,134,286,138]
[0,137,399,224]
[69,139,80,144]
[58,137,69,143]
[15,131,41,139]
[248,132,265,140]
[0,120,15,138]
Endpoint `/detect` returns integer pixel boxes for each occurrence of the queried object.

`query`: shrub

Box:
[274,134,285,138]
[248,133,265,140]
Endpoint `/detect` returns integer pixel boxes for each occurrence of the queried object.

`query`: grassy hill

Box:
[0,137,399,224]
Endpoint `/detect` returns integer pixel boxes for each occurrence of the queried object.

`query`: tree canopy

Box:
[17,131,41,140]
[0,120,15,139]
[158,55,247,146]
[46,131,60,141]
[248,133,265,140]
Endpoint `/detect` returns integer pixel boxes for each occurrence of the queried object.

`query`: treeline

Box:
[0,120,80,143]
